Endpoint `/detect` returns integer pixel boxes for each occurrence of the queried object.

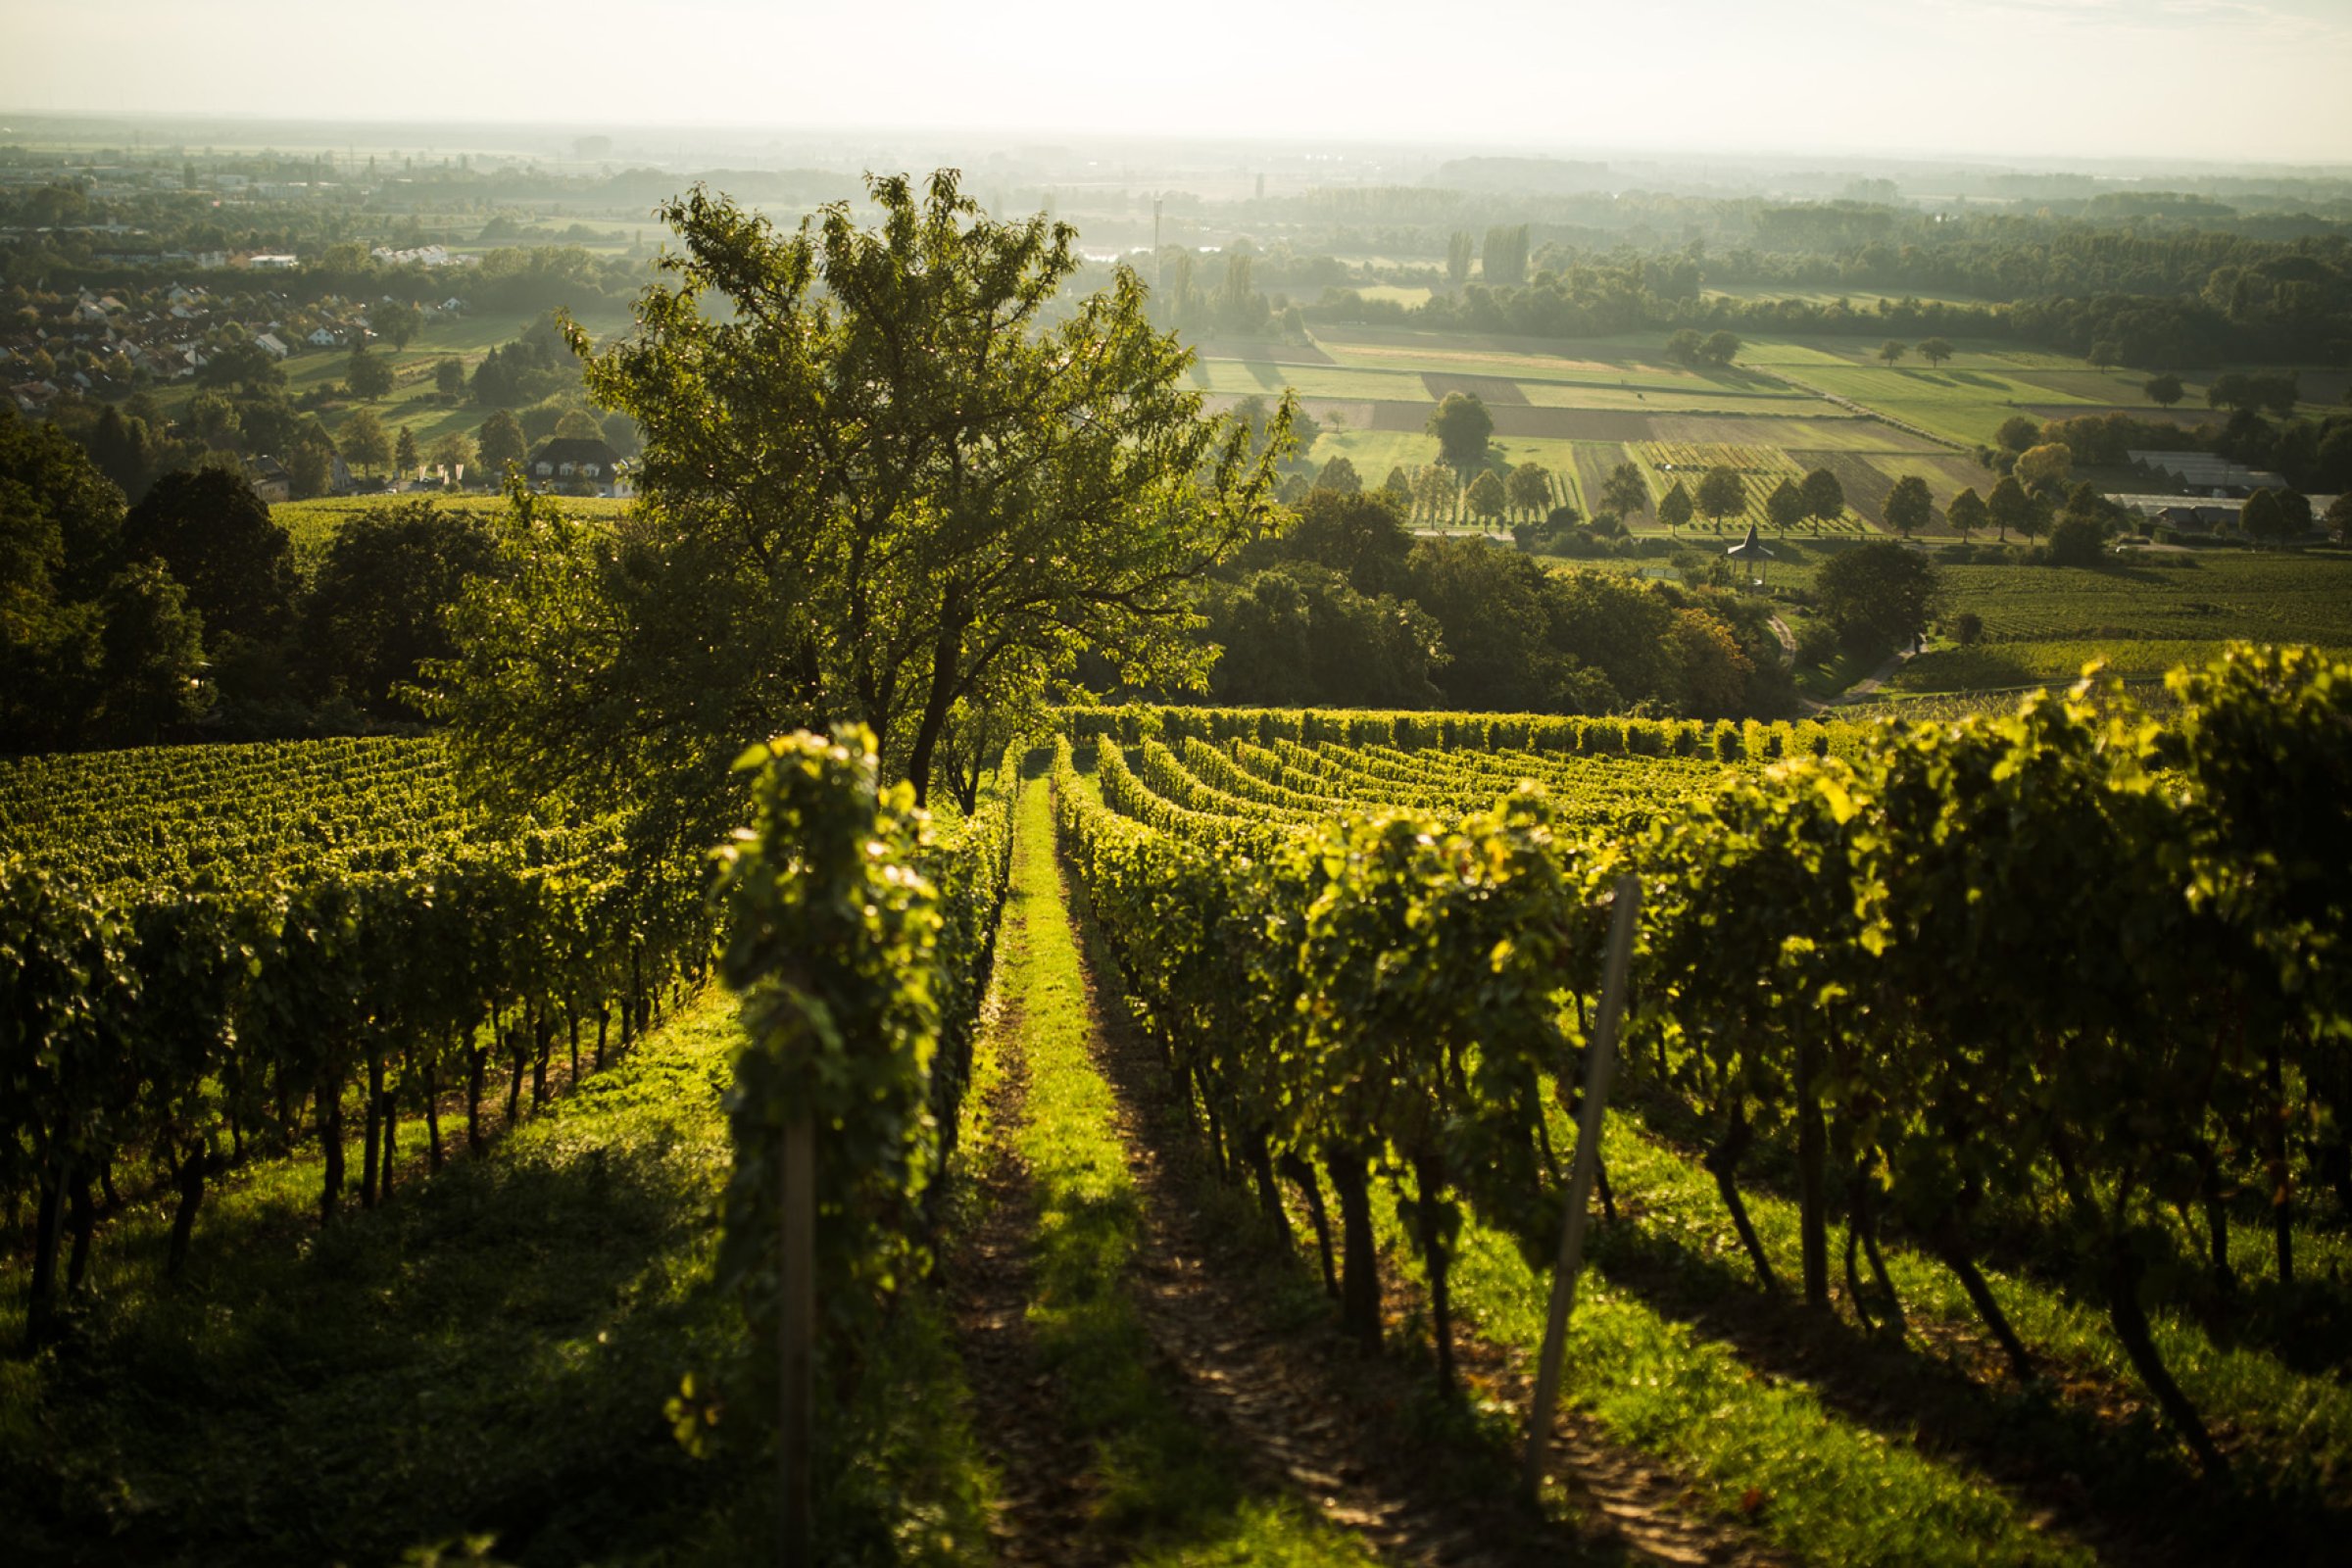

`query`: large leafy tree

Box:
[1426,392,1493,469]
[119,465,297,647]
[434,172,1283,827]
[1884,473,1933,538]
[1817,540,1943,652]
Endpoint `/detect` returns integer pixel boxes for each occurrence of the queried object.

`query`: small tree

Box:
[1467,469,1507,526]
[347,348,395,402]
[434,359,467,400]
[1702,330,1741,367]
[1412,464,1457,524]
[2239,487,2288,544]
[1799,466,1846,530]
[428,430,475,475]
[477,410,526,477]
[1995,415,2042,454]
[2144,373,2184,408]
[1765,477,1807,534]
[1602,461,1648,521]
[394,424,420,476]
[1666,328,1704,367]
[1505,462,1550,519]
[1986,475,2032,543]
[2049,513,2105,565]
[1695,465,1744,530]
[1947,486,1988,541]
[2087,341,2120,369]
[2015,441,2073,492]
[1657,479,1693,537]
[1383,466,1410,502]
[1884,473,1933,539]
[1878,339,1907,367]
[340,408,392,475]
[1446,232,1473,289]
[1918,337,1953,368]
[1315,455,1363,495]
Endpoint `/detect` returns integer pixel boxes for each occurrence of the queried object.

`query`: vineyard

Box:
[1631,440,1876,538]
[9,653,2352,1563]
[1023,654,2351,1563]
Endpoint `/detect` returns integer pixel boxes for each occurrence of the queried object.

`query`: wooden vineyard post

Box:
[1520,872,1641,1500]
[780,1113,815,1564]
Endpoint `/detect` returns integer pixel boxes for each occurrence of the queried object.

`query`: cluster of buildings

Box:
[4,282,466,414]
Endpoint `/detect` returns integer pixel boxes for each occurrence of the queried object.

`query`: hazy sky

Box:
[12,0,2352,166]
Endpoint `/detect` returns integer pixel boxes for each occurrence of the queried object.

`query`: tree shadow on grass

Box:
[1580,1216,2343,1567]
[13,1102,748,1568]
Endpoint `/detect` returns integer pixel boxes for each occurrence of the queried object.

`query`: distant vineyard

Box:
[1632,440,1875,537]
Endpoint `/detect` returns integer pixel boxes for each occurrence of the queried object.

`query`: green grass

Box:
[1585,1105,2352,1550]
[999,776,1374,1564]
[272,493,632,566]
[1374,1184,2091,1566]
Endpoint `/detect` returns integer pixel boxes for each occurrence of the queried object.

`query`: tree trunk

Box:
[66,1177,96,1294]
[1281,1152,1339,1299]
[167,1146,207,1276]
[596,1003,610,1071]
[904,600,968,808]
[379,1075,399,1201]
[531,1003,551,1106]
[423,1057,444,1173]
[466,1043,487,1154]
[25,1163,66,1348]
[567,1004,581,1083]
[2104,1237,2229,1479]
[2197,1140,2233,1295]
[506,1025,527,1127]
[1795,1032,1829,1308]
[1326,1148,1382,1350]
[1935,1229,2034,1383]
[1245,1127,1291,1246]
[1412,1151,1457,1397]
[360,1051,384,1208]
[2266,1032,2293,1288]
[319,1077,346,1224]
[1706,1102,1781,1296]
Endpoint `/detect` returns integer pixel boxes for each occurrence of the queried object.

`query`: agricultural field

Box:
[271,492,630,565]
[1887,553,2352,692]
[1195,325,2188,534]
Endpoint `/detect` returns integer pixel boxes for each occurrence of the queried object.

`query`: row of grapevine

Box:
[1061,702,1881,764]
[710,728,1018,1515]
[1054,647,2352,1475]
[1,768,713,1346]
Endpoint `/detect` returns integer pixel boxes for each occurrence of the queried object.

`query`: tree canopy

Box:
[1427,393,1494,468]
[431,172,1285,828]
[1817,541,1944,652]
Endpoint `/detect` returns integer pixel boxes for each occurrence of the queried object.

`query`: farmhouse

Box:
[526,436,630,496]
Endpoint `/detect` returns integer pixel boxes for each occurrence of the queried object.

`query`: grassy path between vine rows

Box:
[1039,762,1809,1567]
[946,773,1381,1564]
